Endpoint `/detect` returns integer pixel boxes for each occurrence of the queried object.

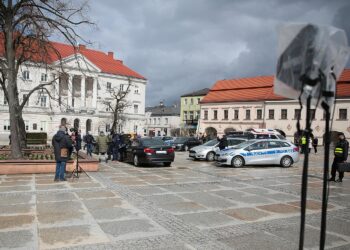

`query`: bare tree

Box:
[103,78,133,134]
[0,0,93,158]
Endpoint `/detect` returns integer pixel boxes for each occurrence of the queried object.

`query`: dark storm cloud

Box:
[83,0,350,106]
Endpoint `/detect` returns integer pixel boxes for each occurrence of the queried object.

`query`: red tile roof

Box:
[0,36,146,80]
[201,69,350,103]
[49,42,146,80]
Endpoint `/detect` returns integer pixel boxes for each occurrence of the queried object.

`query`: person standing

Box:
[52,125,72,181]
[218,135,228,150]
[97,131,108,156]
[84,131,94,157]
[112,133,121,161]
[308,137,313,153]
[329,132,349,182]
[300,135,307,154]
[312,137,319,154]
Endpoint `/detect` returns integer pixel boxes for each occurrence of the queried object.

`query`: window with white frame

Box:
[25,120,29,131]
[23,94,29,106]
[134,104,139,114]
[105,102,111,112]
[40,121,47,131]
[134,86,139,94]
[3,120,10,131]
[22,70,30,80]
[165,118,168,124]
[120,84,124,91]
[106,82,112,91]
[158,118,161,124]
[3,96,8,105]
[41,73,47,82]
[40,96,47,107]
[184,98,187,105]
[32,123,37,130]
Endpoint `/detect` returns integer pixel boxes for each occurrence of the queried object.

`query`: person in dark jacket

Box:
[112,133,121,161]
[312,137,318,154]
[329,132,349,182]
[84,131,95,157]
[218,135,228,150]
[52,126,73,181]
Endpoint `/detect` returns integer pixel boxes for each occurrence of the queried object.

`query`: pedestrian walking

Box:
[84,131,95,157]
[107,132,113,160]
[52,125,72,182]
[328,132,349,183]
[312,137,318,153]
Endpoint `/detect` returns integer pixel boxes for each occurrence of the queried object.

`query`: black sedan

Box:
[171,137,201,151]
[124,137,175,167]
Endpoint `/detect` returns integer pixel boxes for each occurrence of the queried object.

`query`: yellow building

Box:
[180,88,210,135]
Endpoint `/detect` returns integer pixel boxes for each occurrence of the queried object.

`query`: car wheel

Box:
[133,155,140,167]
[163,162,171,167]
[184,145,189,151]
[206,151,215,161]
[231,156,244,168]
[281,156,293,168]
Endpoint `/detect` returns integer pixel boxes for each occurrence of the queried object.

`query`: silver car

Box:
[189,138,247,161]
[216,139,299,168]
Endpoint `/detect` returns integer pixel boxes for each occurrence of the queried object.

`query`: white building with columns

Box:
[0,42,147,143]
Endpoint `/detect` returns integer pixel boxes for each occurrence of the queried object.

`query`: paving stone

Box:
[329,244,350,250]
[129,186,168,196]
[308,217,350,237]
[0,193,34,205]
[0,185,31,192]
[89,207,138,221]
[220,231,298,250]
[147,194,186,204]
[223,207,271,221]
[0,203,34,214]
[266,224,346,248]
[99,219,166,241]
[257,203,300,214]
[37,200,86,225]
[180,192,236,208]
[68,182,102,188]
[212,189,247,199]
[36,183,69,190]
[158,202,206,213]
[0,180,32,186]
[0,230,35,249]
[75,190,117,200]
[260,192,300,202]
[83,198,123,210]
[231,195,273,205]
[0,215,35,229]
[39,224,109,249]
[287,199,335,210]
[177,211,236,229]
[37,192,77,203]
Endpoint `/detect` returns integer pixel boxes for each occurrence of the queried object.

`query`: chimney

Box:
[107,51,114,59]
[79,44,86,50]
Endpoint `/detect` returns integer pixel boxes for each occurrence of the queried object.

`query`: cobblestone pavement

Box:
[1,149,350,249]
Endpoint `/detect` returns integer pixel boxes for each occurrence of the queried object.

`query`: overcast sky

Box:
[81,0,350,106]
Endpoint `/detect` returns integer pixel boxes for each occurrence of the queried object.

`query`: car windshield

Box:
[203,139,218,146]
[142,138,165,147]
[174,137,187,143]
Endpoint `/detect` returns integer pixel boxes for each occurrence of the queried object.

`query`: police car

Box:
[215,139,299,168]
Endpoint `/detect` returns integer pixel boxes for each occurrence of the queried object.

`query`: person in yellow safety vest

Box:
[300,135,307,154]
[328,132,349,182]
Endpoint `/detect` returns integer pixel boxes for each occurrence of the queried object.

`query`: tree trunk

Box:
[17,114,27,148]
[5,7,23,159]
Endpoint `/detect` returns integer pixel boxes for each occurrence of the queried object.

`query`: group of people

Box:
[83,131,127,161]
[299,135,319,154]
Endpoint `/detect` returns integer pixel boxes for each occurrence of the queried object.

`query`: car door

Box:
[126,139,140,162]
[245,141,268,165]
[265,140,282,164]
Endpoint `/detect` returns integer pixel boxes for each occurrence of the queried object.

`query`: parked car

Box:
[124,137,175,167]
[227,130,285,140]
[172,137,201,151]
[189,138,247,161]
[162,136,175,146]
[215,139,299,168]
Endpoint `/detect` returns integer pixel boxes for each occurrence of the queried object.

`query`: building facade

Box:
[144,103,180,137]
[199,71,350,142]
[180,88,210,134]
[0,43,147,144]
